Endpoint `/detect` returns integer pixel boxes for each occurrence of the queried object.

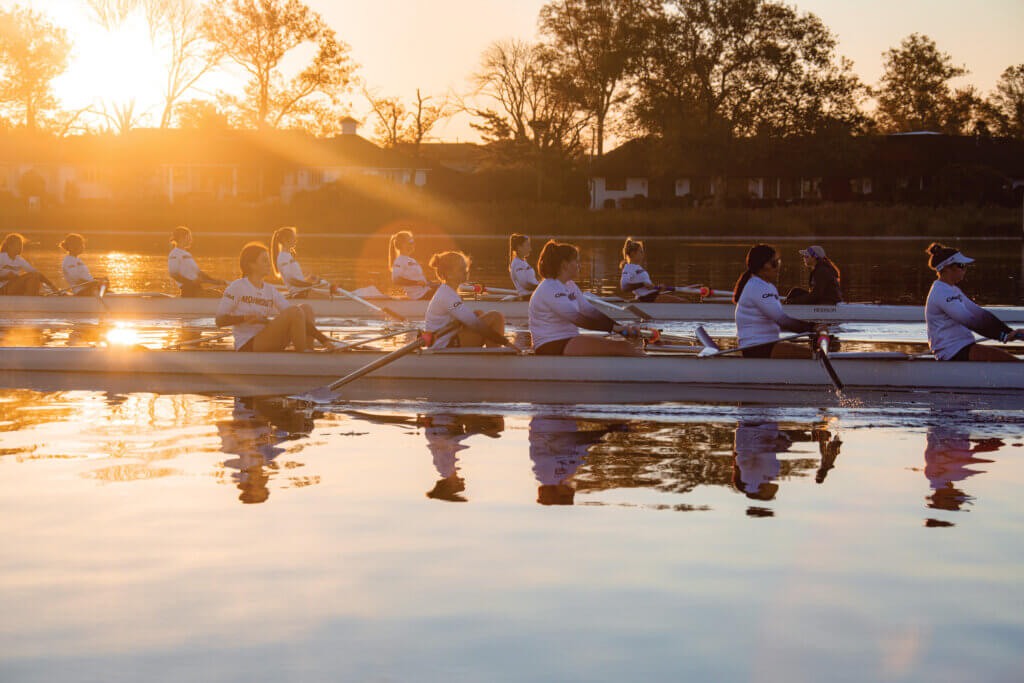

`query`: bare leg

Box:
[297,303,335,346]
[8,272,43,296]
[457,310,505,347]
[250,306,309,352]
[564,335,643,357]
[968,344,1021,362]
[770,341,813,359]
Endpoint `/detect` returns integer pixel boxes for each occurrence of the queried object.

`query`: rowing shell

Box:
[2,295,1024,323]
[1,347,1020,403]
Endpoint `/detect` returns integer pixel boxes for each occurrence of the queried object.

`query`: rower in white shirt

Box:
[215,242,338,352]
[388,230,437,300]
[619,237,685,303]
[0,232,57,296]
[528,239,642,357]
[508,233,539,297]
[168,226,227,297]
[733,243,820,359]
[270,226,338,298]
[424,251,520,350]
[924,243,1023,362]
[59,233,108,296]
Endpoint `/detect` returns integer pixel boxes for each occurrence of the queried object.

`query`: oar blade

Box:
[289,386,342,406]
[695,326,720,356]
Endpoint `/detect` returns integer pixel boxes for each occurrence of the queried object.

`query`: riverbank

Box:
[1,200,1019,238]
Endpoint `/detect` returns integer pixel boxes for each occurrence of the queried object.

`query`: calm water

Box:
[1,393,1024,681]
[11,232,1024,305]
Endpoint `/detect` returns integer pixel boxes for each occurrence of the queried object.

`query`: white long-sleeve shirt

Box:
[62,255,94,292]
[392,255,429,300]
[735,275,814,347]
[528,278,613,349]
[510,256,539,296]
[925,280,1011,360]
[276,251,308,295]
[620,263,656,298]
[0,253,35,290]
[424,283,486,348]
[216,278,291,350]
[168,247,200,284]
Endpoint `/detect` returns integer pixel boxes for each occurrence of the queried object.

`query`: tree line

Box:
[0,0,1021,158]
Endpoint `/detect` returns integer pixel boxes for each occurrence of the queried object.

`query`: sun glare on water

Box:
[106,322,139,347]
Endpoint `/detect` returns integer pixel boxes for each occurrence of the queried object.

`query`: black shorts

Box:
[535,337,572,356]
[951,343,975,361]
[741,342,776,359]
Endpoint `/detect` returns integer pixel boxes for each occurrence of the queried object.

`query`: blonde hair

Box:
[620,237,643,269]
[170,226,192,248]
[270,226,298,279]
[509,233,528,264]
[428,251,470,282]
[388,230,414,270]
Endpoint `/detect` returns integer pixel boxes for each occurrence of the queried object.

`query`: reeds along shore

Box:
[0,202,1019,239]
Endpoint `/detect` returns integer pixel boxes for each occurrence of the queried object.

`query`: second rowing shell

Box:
[3,295,1024,324]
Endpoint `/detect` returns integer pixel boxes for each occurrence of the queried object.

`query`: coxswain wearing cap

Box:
[168,226,227,297]
[508,233,539,298]
[784,245,842,305]
[424,251,520,350]
[388,230,437,300]
[620,237,685,303]
[270,226,337,298]
[924,243,1023,361]
[528,240,643,356]
[733,244,821,358]
[0,233,57,296]
[59,233,109,296]
[215,242,338,352]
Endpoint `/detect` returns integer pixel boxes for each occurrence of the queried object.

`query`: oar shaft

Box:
[326,321,459,391]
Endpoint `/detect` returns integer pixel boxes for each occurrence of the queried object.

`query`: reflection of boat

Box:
[732,421,840,507]
[529,416,614,505]
[2,347,1022,402]
[4,294,1024,323]
[923,427,1002,514]
[422,414,504,502]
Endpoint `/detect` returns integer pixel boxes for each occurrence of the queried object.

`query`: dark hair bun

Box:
[926,242,945,256]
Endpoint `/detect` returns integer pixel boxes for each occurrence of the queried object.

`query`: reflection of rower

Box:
[217,397,313,504]
[923,426,1002,513]
[732,421,787,502]
[528,416,613,505]
[422,413,504,502]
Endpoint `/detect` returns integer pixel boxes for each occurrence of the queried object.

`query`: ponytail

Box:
[926,242,959,272]
[388,230,413,271]
[60,233,84,255]
[509,233,528,264]
[620,237,643,269]
[270,226,296,279]
[537,239,580,279]
[170,225,191,248]
[820,256,840,283]
[733,243,777,303]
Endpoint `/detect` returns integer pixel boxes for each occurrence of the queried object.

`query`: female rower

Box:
[784,245,842,305]
[270,226,337,298]
[168,226,227,297]
[733,244,820,359]
[509,233,539,297]
[215,242,338,352]
[388,230,436,300]
[425,251,518,350]
[620,237,685,303]
[924,243,1023,361]
[529,239,643,357]
[0,233,57,296]
[60,233,109,296]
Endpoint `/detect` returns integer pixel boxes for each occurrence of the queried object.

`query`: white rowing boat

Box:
[1,347,1020,401]
[2,294,1023,324]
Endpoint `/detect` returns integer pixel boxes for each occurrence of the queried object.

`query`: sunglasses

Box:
[949,263,967,270]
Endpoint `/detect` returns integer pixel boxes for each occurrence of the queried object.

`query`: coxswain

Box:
[508,233,539,298]
[529,240,643,356]
[733,244,820,358]
[168,226,227,297]
[215,242,338,352]
[620,237,685,303]
[388,230,436,300]
[784,245,842,305]
[59,233,109,296]
[924,243,1022,361]
[0,233,57,296]
[424,251,519,350]
[270,226,337,298]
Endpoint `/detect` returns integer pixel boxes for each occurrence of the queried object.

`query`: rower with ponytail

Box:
[389,230,436,300]
[508,233,539,297]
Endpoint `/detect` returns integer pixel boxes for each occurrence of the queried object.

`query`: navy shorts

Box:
[535,337,572,356]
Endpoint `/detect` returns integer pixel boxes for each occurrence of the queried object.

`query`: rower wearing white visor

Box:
[216,242,338,352]
[168,226,226,297]
[424,251,520,350]
[508,233,539,297]
[529,239,643,356]
[270,226,337,298]
[619,237,685,303]
[924,242,1023,361]
[733,243,820,359]
[59,233,108,296]
[388,230,437,300]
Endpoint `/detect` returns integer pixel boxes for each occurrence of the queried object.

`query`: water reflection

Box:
[922,426,1002,526]
[422,413,504,502]
[529,416,622,505]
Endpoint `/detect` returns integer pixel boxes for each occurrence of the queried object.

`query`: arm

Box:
[571,294,617,333]
[950,296,1014,341]
[214,289,265,327]
[756,290,817,334]
[449,301,511,346]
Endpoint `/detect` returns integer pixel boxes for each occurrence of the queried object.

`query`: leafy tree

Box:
[201,0,356,129]
[175,97,230,129]
[0,5,72,131]
[537,0,655,155]
[874,33,976,134]
[982,64,1024,139]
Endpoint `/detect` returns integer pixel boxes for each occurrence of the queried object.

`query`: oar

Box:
[815,333,844,392]
[329,326,420,353]
[582,292,652,322]
[335,286,407,322]
[694,325,814,357]
[289,320,461,405]
[675,284,732,298]
[164,329,234,350]
[459,283,517,297]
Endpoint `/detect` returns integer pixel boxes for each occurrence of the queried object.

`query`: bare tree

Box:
[364,87,405,147]
[100,98,147,134]
[364,87,451,151]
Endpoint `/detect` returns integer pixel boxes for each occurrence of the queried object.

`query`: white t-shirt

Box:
[276,251,307,294]
[925,280,986,360]
[424,283,483,348]
[62,255,94,292]
[620,262,656,298]
[0,253,35,290]
[168,247,200,284]
[510,256,539,296]
[735,275,791,347]
[392,255,429,300]
[216,278,291,350]
[528,278,604,349]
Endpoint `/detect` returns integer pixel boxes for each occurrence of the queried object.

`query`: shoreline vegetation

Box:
[1,202,1020,239]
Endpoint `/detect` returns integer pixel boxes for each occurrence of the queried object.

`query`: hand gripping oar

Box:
[814,333,844,392]
[694,325,815,357]
[289,320,460,405]
[335,286,407,322]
